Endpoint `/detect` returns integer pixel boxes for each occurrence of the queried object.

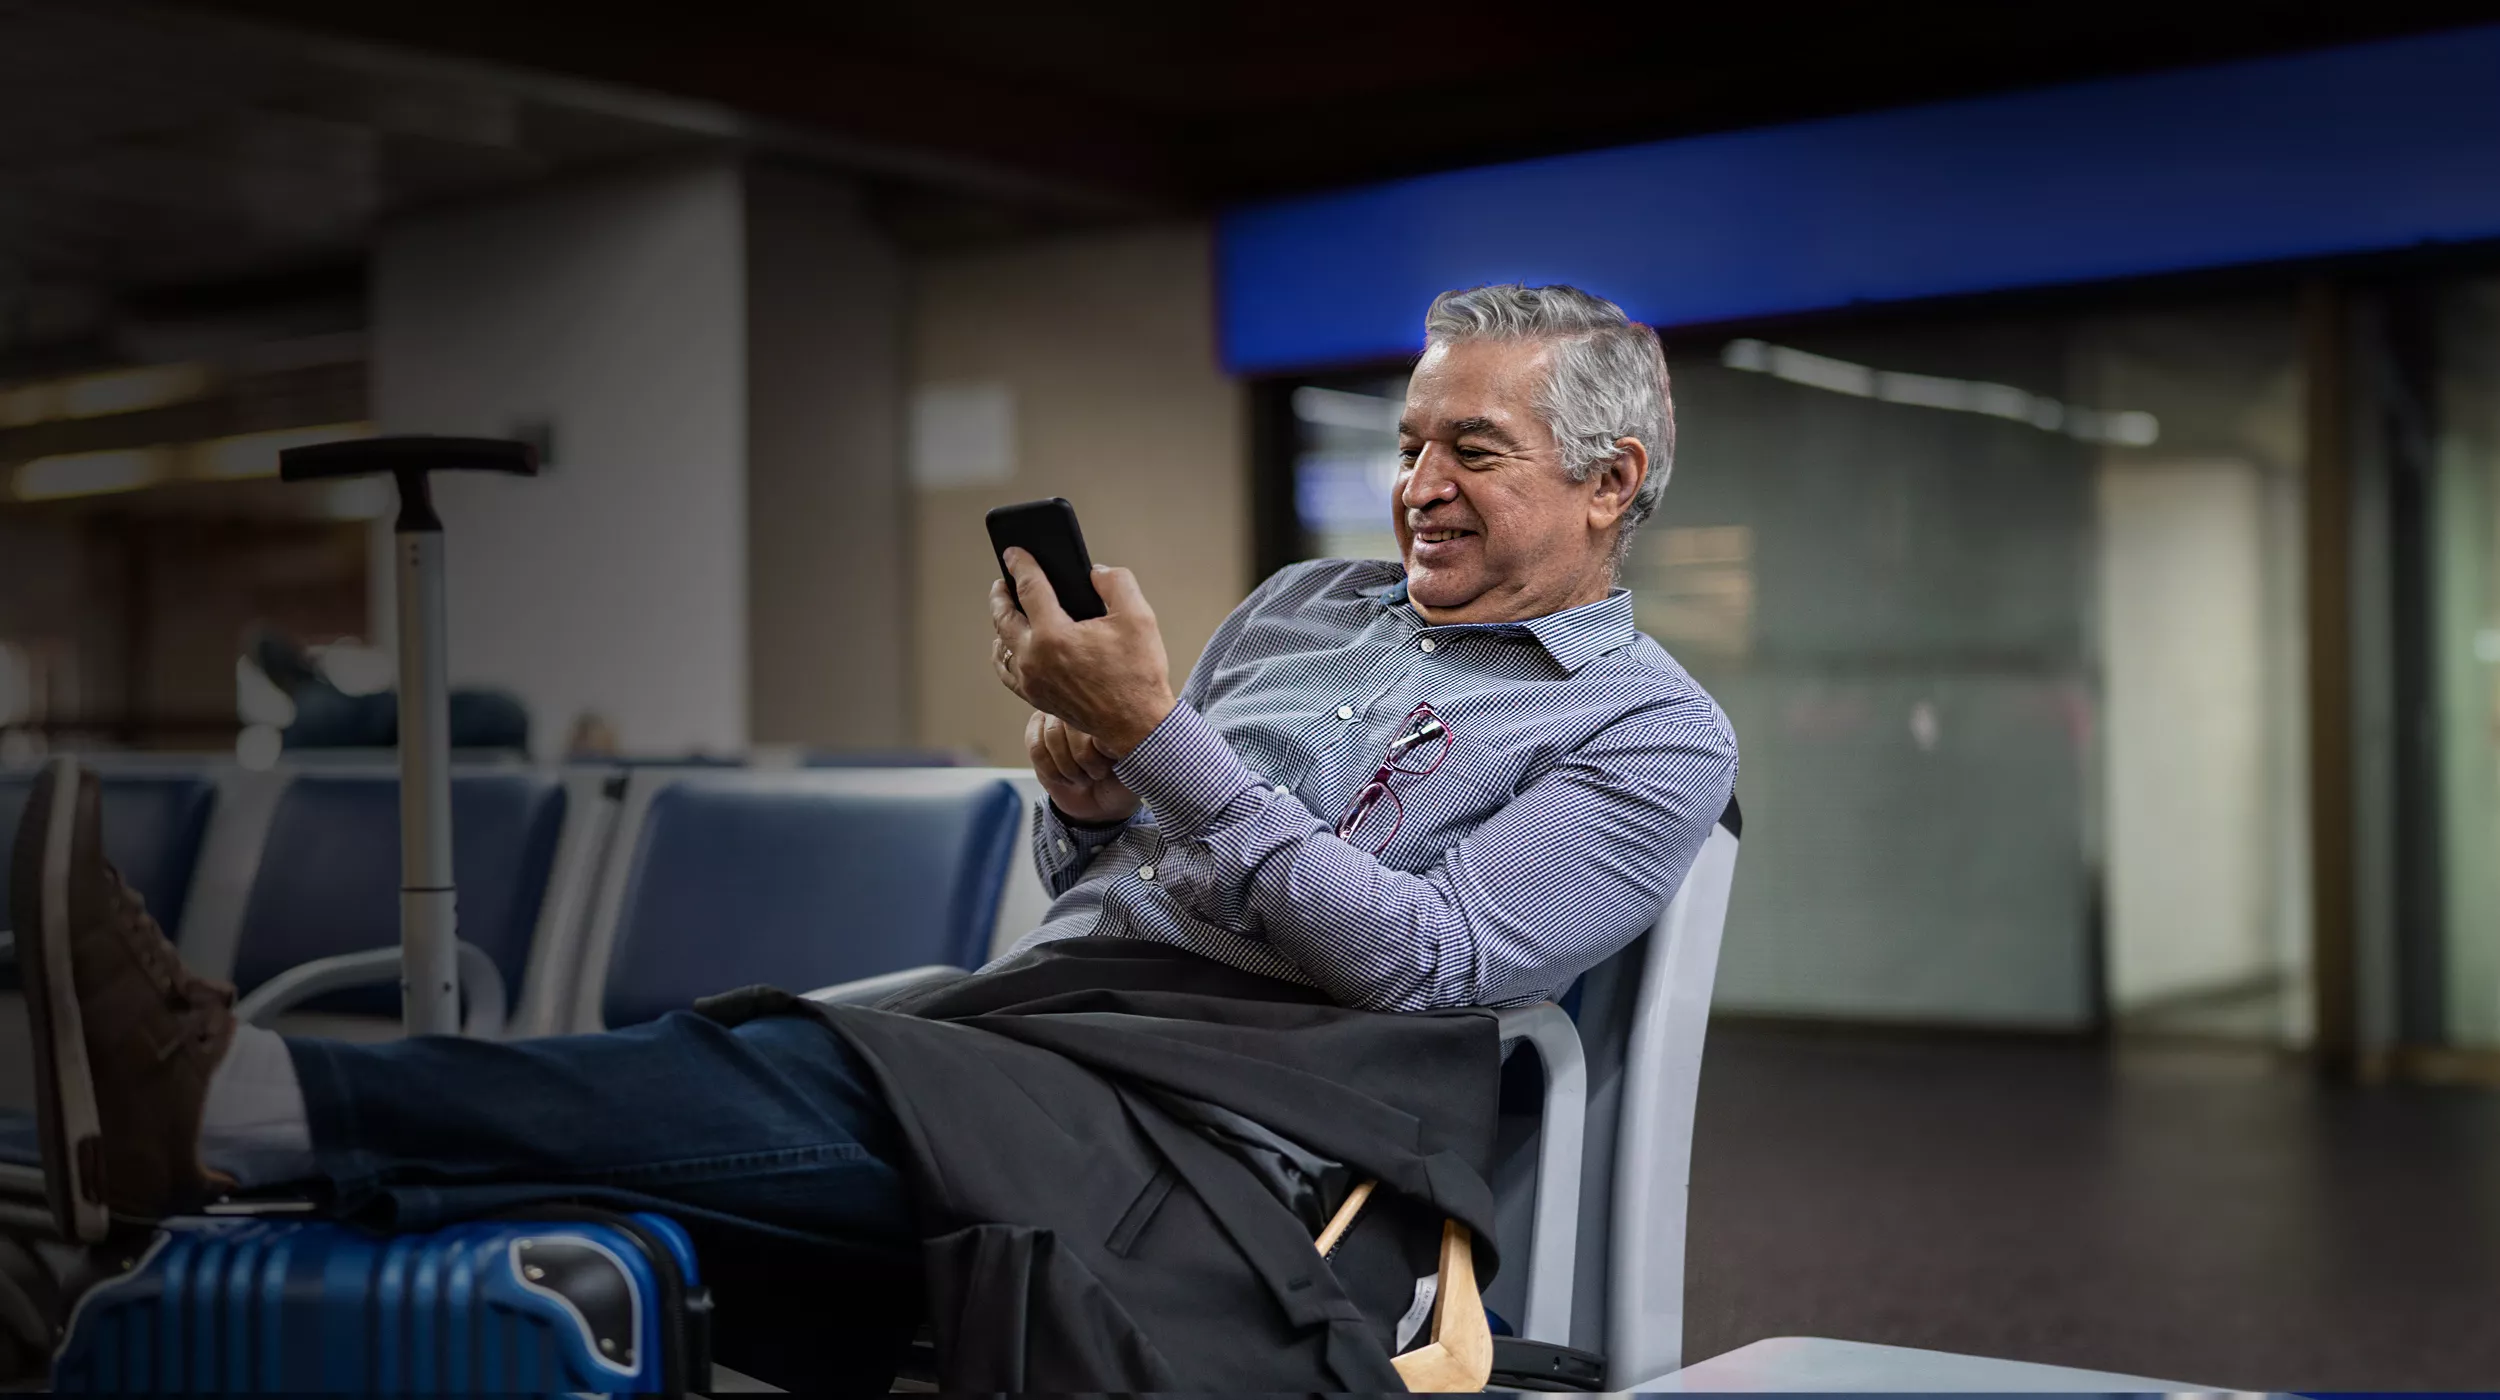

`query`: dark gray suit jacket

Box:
[701,938,1502,1391]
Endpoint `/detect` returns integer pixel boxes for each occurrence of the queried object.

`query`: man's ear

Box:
[1588,438,1650,530]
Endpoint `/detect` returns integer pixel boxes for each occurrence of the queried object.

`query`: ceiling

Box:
[169,0,2500,204]
[4,0,2499,376]
[0,0,722,375]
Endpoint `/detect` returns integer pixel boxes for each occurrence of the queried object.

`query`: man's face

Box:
[1395,338,1624,625]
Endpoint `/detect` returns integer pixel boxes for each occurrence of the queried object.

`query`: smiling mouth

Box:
[1413,528,1476,544]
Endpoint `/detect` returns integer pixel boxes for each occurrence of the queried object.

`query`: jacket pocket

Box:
[1105,1165,1177,1258]
[922,1222,1180,1391]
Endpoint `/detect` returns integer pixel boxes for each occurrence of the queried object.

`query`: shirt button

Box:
[1274,785,1290,797]
[1337,705,1355,720]
[1418,637,1437,652]
[1137,864,1158,882]
[1055,838,1071,856]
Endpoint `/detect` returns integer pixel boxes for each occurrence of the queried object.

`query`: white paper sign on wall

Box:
[909,382,1016,488]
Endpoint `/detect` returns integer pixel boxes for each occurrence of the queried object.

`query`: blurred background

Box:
[6,0,2500,1384]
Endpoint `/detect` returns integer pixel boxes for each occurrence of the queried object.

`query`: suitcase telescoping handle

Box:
[278,436,538,1036]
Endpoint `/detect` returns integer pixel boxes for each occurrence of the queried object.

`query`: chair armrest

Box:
[802,964,969,1007]
[1496,1001,1586,1347]
[233,942,508,1039]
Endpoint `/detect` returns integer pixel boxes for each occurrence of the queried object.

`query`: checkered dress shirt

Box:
[1004,558,1738,1011]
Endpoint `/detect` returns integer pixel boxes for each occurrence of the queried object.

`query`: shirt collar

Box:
[1368,574,1639,674]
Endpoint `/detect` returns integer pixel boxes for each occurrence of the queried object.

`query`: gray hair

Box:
[1422,284,1674,567]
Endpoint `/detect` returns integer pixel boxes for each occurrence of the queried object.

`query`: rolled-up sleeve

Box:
[1115,695,1738,1011]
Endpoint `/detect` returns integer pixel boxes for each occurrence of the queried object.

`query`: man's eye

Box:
[1396,449,1420,467]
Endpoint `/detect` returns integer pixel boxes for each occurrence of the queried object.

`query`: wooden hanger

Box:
[1315,1180,1493,1392]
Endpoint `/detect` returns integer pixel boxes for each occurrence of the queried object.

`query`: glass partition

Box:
[1276,293,2310,1038]
[2427,279,2500,1048]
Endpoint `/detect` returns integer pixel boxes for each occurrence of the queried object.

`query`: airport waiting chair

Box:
[1466,797,1740,1390]
[198,766,621,1041]
[0,760,257,1210]
[29,771,2159,1394]
[0,760,229,1210]
[0,766,222,961]
[781,793,1747,1393]
[571,768,1023,1031]
[0,764,226,1129]
[0,763,1030,1387]
[0,762,622,1378]
[963,767,1056,960]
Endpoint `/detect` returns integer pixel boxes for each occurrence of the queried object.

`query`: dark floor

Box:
[1684,1023,2500,1390]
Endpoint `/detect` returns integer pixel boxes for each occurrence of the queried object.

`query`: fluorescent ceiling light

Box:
[14,448,171,500]
[0,386,47,430]
[5,423,376,501]
[1721,339,2158,447]
[1292,386,1403,433]
[62,363,211,418]
[0,364,213,428]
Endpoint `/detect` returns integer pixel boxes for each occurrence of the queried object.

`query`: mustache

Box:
[1404,515,1480,532]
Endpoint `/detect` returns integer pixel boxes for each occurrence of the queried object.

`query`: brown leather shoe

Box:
[10,759,237,1239]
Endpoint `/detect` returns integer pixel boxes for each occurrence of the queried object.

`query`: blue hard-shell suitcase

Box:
[51,1210,709,1395]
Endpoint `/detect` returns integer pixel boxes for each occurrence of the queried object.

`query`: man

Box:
[13,284,1735,1388]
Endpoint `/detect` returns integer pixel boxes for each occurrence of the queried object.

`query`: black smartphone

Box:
[986,497,1107,621]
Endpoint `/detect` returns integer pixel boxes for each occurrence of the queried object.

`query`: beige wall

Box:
[909,222,1249,763]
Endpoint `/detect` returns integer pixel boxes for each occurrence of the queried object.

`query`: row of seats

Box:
[268,746,974,770]
[1,752,1752,1387]
[0,759,1046,1060]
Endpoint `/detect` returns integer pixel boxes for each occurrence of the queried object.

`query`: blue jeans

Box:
[286,1011,915,1388]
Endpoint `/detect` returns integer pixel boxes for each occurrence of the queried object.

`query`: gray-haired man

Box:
[16,285,1735,1389]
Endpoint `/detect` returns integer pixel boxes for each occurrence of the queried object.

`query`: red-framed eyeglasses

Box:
[1335,702,1452,854]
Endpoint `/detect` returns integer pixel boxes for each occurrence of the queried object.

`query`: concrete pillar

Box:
[370,158,908,757]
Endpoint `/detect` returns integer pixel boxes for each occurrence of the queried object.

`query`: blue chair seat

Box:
[0,772,218,988]
[599,776,1022,1028]
[228,771,566,1017]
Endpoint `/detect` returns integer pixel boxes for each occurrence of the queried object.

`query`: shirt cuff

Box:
[1049,800,1130,834]
[1034,798,1131,885]
[1113,702,1264,840]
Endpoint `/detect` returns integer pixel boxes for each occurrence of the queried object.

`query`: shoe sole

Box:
[21,758,109,1244]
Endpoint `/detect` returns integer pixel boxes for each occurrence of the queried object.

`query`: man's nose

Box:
[1401,445,1459,509]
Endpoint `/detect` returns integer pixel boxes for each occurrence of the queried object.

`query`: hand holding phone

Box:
[987,498,1106,621]
[985,497,1177,758]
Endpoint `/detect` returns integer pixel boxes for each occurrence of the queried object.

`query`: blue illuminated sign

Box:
[1218,25,2500,374]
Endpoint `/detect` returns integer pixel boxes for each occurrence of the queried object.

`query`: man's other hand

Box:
[989,548,1177,758]
[1025,711,1141,826]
